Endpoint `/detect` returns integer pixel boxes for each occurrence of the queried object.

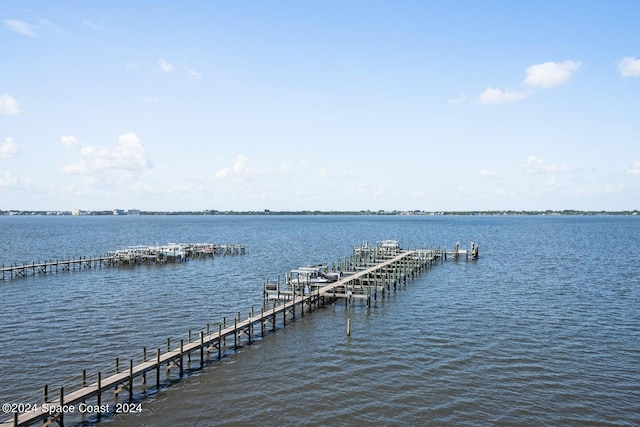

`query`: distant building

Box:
[127,209,141,215]
[113,209,126,215]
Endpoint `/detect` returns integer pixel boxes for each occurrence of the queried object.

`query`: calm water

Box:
[0,215,638,426]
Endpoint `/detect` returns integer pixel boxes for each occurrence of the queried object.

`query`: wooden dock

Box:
[0,243,246,280]
[0,240,476,427]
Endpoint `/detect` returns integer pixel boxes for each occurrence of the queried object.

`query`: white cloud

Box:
[214,155,257,180]
[627,161,640,175]
[447,94,468,105]
[37,19,66,37]
[61,136,79,146]
[62,133,152,177]
[544,176,557,189]
[185,67,203,79]
[320,168,350,178]
[478,87,531,104]
[0,137,19,159]
[478,169,497,178]
[523,60,580,88]
[214,167,230,179]
[618,57,640,78]
[134,95,162,103]
[80,18,101,30]
[524,155,571,174]
[278,163,295,177]
[343,184,387,199]
[466,60,580,106]
[0,171,20,189]
[157,58,174,73]
[0,94,21,115]
[525,156,544,173]
[3,19,36,37]
[232,154,253,177]
[130,60,202,79]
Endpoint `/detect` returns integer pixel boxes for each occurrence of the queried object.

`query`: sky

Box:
[1,1,639,212]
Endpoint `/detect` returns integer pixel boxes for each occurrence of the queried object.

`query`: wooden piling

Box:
[128,359,133,402]
[179,340,184,378]
[200,332,204,367]
[156,349,161,391]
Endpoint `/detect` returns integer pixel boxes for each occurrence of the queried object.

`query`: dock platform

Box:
[0,243,246,280]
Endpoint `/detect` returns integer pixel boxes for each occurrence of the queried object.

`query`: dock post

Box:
[93,373,101,422]
[129,359,134,402]
[272,302,276,331]
[347,318,351,336]
[156,349,161,391]
[218,325,222,360]
[188,331,192,365]
[179,340,184,378]
[261,307,265,337]
[283,301,287,326]
[200,332,204,367]
[234,318,238,350]
[223,317,226,346]
[59,387,64,426]
[142,347,147,386]
[247,312,252,344]
[251,306,255,335]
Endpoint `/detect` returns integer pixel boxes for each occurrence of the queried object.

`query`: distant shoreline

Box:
[2,209,639,216]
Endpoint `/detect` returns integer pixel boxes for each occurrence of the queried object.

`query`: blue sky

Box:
[1,1,639,212]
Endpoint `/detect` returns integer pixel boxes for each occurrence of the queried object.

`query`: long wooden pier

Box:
[0,243,246,280]
[0,240,477,427]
